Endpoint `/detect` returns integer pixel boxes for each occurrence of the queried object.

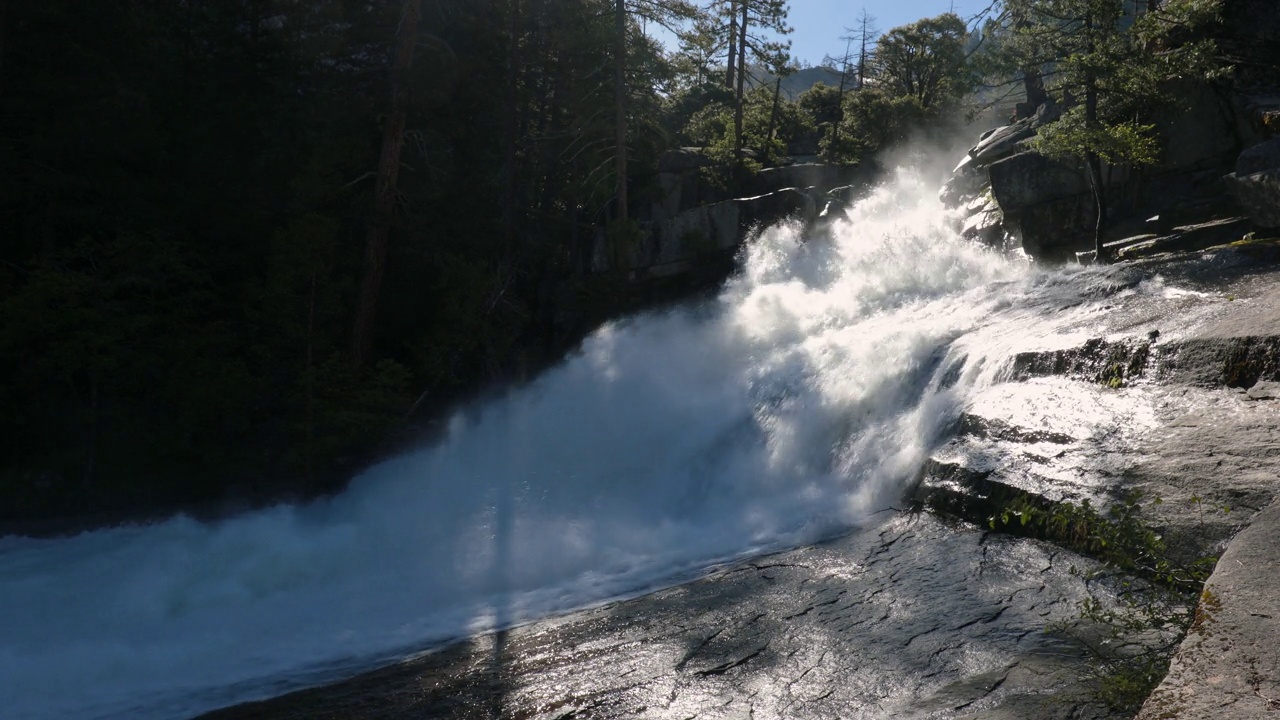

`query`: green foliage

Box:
[0,0,721,521]
[298,356,412,473]
[988,492,1213,591]
[873,13,976,111]
[682,84,812,165]
[1034,109,1161,166]
[834,88,931,161]
[988,491,1217,713]
[987,0,1227,163]
[796,83,844,128]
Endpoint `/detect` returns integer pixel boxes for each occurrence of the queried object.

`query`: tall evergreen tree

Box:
[873,12,973,111]
[985,0,1225,260]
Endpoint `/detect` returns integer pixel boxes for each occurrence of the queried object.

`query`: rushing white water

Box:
[2,169,1127,720]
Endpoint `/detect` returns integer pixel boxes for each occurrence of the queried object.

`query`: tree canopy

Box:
[977,0,1227,259]
[874,13,975,111]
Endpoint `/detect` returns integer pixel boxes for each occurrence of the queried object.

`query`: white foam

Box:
[1,169,1034,720]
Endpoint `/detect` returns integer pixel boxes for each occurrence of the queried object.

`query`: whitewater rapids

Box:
[3,169,1120,719]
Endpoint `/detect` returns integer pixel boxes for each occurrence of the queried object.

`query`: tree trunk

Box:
[734,0,747,157]
[726,2,737,89]
[351,0,422,365]
[1087,150,1108,262]
[614,0,627,223]
[502,0,522,246]
[305,269,317,487]
[766,75,782,153]
[0,0,9,93]
[1022,67,1048,115]
[1084,11,1108,263]
[833,37,853,156]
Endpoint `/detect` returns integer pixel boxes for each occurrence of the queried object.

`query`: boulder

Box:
[1246,380,1280,400]
[1225,169,1280,228]
[1239,91,1280,138]
[988,151,1090,213]
[643,200,742,277]
[939,163,987,208]
[651,172,685,222]
[1157,80,1243,173]
[960,195,1004,247]
[1004,194,1096,262]
[965,100,1062,169]
[968,121,1035,168]
[1237,137,1280,175]
[657,147,713,174]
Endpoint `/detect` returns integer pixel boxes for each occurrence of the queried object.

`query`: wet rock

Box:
[989,152,1090,214]
[960,195,1004,246]
[956,414,1076,446]
[751,163,856,196]
[1225,169,1280,228]
[201,515,1126,720]
[1157,335,1280,388]
[736,188,815,229]
[1114,217,1254,261]
[1236,137,1280,176]
[1137,500,1280,720]
[1245,380,1280,399]
[1010,338,1152,386]
[940,164,987,209]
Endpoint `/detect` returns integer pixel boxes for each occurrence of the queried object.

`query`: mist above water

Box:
[2,169,1127,720]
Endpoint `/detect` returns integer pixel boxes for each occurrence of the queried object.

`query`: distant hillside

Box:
[750,65,849,100]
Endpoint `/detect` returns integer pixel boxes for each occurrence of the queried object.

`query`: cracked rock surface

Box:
[206,246,1280,720]
[205,515,1119,720]
[1137,501,1280,720]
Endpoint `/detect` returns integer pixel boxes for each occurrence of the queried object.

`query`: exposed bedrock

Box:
[204,239,1280,720]
[206,515,1126,720]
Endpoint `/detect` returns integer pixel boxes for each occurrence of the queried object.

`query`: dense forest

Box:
[0,0,1228,525]
[0,0,982,524]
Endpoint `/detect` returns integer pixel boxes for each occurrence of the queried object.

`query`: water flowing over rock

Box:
[202,213,1280,720]
[6,168,1280,720]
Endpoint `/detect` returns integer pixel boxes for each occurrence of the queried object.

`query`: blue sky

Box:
[784,1,990,65]
[646,1,992,67]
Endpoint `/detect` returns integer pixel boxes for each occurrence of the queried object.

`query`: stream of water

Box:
[0,169,1177,720]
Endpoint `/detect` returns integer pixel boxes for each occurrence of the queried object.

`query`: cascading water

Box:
[2,169,1134,720]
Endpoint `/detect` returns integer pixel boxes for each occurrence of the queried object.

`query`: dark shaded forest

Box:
[0,0,991,525]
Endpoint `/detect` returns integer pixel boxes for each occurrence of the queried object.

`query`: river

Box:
[0,168,1201,720]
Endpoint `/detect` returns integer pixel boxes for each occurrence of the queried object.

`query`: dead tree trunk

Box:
[1084,11,1109,263]
[614,0,628,223]
[766,74,782,154]
[726,1,737,90]
[351,0,422,365]
[734,0,747,157]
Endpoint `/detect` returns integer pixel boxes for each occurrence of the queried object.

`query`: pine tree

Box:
[988,0,1225,261]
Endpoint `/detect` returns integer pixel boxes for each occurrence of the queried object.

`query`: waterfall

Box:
[1,169,1041,720]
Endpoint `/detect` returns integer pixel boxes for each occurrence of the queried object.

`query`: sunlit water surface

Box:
[0,170,1188,719]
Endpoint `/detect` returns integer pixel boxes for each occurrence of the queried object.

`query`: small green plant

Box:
[988,492,1216,713]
